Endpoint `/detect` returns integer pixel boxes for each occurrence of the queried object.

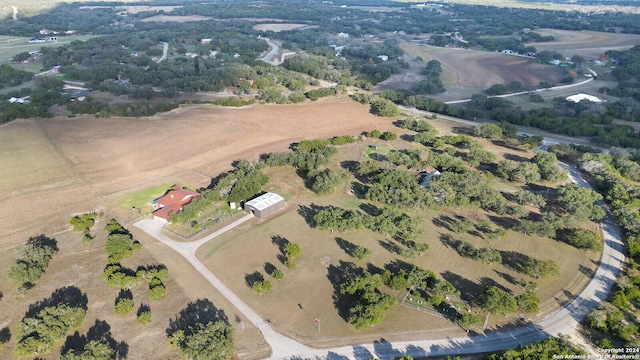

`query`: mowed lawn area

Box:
[197,139,600,347]
[0,35,98,63]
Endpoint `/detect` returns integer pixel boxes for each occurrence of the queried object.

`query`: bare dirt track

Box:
[526,29,640,58]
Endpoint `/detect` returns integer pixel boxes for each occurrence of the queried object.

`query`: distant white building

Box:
[201,38,212,44]
[566,93,604,103]
[337,32,349,38]
[8,97,30,105]
[377,55,389,61]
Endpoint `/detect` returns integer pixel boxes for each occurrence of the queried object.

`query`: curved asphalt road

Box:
[444,77,594,105]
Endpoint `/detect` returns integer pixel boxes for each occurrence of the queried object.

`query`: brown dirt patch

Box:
[252,23,308,32]
[140,14,212,22]
[526,29,640,59]
[402,43,566,89]
[118,5,182,14]
[37,97,392,197]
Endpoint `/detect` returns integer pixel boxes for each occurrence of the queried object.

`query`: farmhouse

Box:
[244,192,285,218]
[152,185,201,222]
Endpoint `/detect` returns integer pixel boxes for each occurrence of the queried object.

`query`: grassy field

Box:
[0,35,98,63]
[393,0,640,13]
[526,29,640,59]
[115,182,175,211]
[1,1,148,19]
[196,137,600,347]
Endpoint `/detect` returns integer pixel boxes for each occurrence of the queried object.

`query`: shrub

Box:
[150,284,167,300]
[251,280,272,294]
[380,131,398,141]
[115,298,134,315]
[137,311,152,325]
[353,246,371,260]
[270,268,284,280]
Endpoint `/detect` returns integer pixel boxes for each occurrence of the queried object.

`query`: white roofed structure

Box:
[244,192,285,218]
[566,93,603,103]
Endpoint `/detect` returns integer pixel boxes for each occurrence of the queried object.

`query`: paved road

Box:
[399,105,597,148]
[155,42,168,63]
[445,77,594,105]
[257,37,280,65]
[134,215,314,358]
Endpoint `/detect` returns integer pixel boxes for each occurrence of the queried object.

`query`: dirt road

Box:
[134,215,314,358]
[155,42,168,63]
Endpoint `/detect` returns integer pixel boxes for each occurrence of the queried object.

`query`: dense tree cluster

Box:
[69,212,102,243]
[8,235,58,291]
[481,286,518,315]
[366,169,432,208]
[15,289,87,358]
[313,205,421,241]
[61,340,115,360]
[0,64,33,89]
[455,241,502,265]
[340,273,398,330]
[168,320,234,360]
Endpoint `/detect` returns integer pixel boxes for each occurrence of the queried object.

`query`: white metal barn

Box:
[244,192,285,218]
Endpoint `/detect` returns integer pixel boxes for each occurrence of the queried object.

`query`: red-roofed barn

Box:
[152,185,201,222]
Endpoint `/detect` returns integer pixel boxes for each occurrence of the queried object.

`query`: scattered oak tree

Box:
[8,235,58,291]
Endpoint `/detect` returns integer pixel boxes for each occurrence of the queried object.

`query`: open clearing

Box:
[253,23,309,32]
[78,5,182,13]
[526,29,640,59]
[0,97,398,358]
[0,35,97,63]
[400,43,566,101]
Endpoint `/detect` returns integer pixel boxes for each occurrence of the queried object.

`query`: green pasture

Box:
[114,182,175,211]
[0,35,98,63]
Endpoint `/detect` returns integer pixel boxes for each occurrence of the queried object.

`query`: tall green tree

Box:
[168,321,234,360]
[481,286,518,315]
